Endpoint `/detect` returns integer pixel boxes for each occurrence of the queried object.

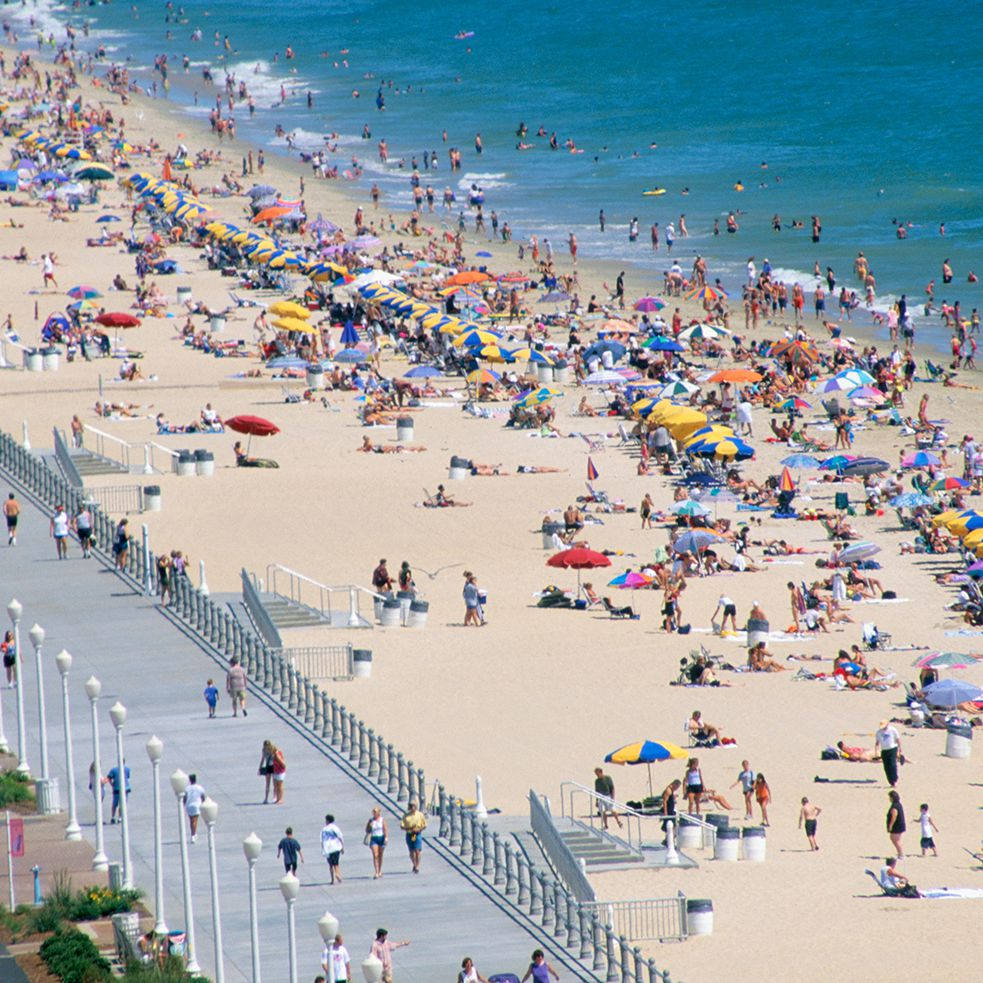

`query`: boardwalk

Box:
[1,495,587,981]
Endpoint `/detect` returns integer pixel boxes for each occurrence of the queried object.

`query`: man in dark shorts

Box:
[799,797,822,851]
[276,827,304,874]
[4,493,19,546]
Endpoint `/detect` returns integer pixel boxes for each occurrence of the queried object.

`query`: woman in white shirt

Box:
[185,774,206,843]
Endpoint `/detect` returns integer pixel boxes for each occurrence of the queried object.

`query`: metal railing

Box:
[84,485,144,515]
[581,898,687,943]
[529,789,595,902]
[146,441,179,474]
[266,562,384,627]
[241,568,283,649]
[52,427,83,488]
[83,424,132,472]
[0,425,682,983]
[286,645,354,681]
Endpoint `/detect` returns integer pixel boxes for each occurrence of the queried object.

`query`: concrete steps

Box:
[559,826,644,867]
[70,449,128,477]
[261,596,330,629]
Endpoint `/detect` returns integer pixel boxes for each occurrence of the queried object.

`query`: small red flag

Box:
[587,457,599,482]
[9,817,24,857]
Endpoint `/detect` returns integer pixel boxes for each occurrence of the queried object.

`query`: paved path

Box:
[1,494,585,981]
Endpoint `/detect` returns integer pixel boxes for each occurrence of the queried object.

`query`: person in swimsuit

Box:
[754,774,771,825]
[684,757,704,815]
[799,797,821,850]
[886,790,906,858]
[365,806,388,878]
[4,493,20,546]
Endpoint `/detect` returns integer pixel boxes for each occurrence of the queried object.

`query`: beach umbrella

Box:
[643,335,685,353]
[817,376,856,393]
[890,493,933,509]
[479,345,521,363]
[334,348,365,363]
[72,164,114,181]
[339,320,360,346]
[835,368,876,388]
[539,290,571,303]
[527,350,555,366]
[965,562,983,578]
[840,457,889,477]
[95,312,141,328]
[270,316,313,335]
[820,454,857,471]
[901,451,940,469]
[265,355,309,369]
[466,368,501,386]
[672,530,724,554]
[546,547,611,593]
[444,270,492,287]
[225,414,280,454]
[67,285,101,300]
[252,205,295,225]
[777,396,812,412]
[914,652,982,670]
[604,740,689,795]
[268,301,310,320]
[248,184,278,197]
[349,235,383,251]
[685,285,728,301]
[688,438,754,460]
[837,541,881,563]
[266,251,305,269]
[781,453,821,469]
[933,509,974,528]
[847,385,886,402]
[681,425,735,447]
[404,365,441,378]
[779,467,796,493]
[659,380,699,399]
[922,678,983,709]
[514,386,562,409]
[670,500,711,517]
[584,370,627,385]
[930,476,970,492]
[708,368,762,384]
[959,522,983,541]
[307,262,348,282]
[609,571,653,591]
[634,297,666,312]
[454,329,502,349]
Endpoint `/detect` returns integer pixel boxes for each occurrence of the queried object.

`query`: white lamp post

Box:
[6,599,28,774]
[28,623,48,780]
[84,676,107,870]
[200,797,225,983]
[108,702,131,888]
[242,833,263,983]
[318,911,340,974]
[278,872,299,983]
[145,735,167,935]
[54,651,80,840]
[170,769,201,975]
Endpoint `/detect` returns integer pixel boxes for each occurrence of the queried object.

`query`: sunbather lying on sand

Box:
[359,437,426,454]
[836,741,880,762]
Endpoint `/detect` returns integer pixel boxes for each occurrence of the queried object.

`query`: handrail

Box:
[145,441,178,474]
[241,568,283,650]
[266,562,385,627]
[83,423,131,472]
[529,789,595,902]
[52,427,83,488]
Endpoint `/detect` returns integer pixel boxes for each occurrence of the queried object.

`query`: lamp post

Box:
[200,797,225,983]
[170,769,201,975]
[6,599,28,774]
[242,833,262,983]
[108,702,131,888]
[278,872,299,983]
[318,911,340,974]
[28,623,48,780]
[54,651,80,840]
[84,676,107,870]
[145,735,167,936]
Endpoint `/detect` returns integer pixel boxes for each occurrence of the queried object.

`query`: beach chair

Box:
[602,597,638,619]
[864,869,919,898]
[862,623,892,650]
[617,422,641,446]
[924,360,946,382]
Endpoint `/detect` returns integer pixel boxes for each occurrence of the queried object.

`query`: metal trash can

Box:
[373,591,392,623]
[742,826,767,861]
[396,416,414,442]
[677,816,702,850]
[686,898,713,936]
[536,364,554,384]
[553,363,570,384]
[176,286,192,306]
[194,449,215,477]
[713,826,740,862]
[407,599,429,629]
[306,366,325,390]
[24,349,43,372]
[41,347,59,371]
[449,455,469,480]
[176,451,195,477]
[380,598,402,627]
[746,618,769,647]
[34,777,60,815]
[945,719,972,759]
[352,649,372,679]
[143,485,162,512]
[108,862,124,892]
[541,521,563,550]
[209,315,226,334]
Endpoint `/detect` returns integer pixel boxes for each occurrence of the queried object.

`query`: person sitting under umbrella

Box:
[233,440,279,468]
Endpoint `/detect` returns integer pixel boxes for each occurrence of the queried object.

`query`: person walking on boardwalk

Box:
[521,949,560,982]
[370,928,409,982]
[323,934,351,983]
[4,493,20,546]
[50,504,69,559]
[365,806,388,879]
[277,826,304,874]
[226,656,247,718]
[321,813,344,884]
[400,800,427,874]
[185,773,205,843]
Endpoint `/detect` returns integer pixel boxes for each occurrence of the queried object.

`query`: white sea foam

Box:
[458,171,512,191]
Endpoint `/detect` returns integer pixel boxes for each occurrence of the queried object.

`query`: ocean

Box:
[8,0,983,345]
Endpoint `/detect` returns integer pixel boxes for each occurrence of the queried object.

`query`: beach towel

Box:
[737,504,771,512]
[862,597,910,604]
[920,888,983,900]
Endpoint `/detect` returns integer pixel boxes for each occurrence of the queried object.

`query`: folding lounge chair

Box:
[602,597,639,620]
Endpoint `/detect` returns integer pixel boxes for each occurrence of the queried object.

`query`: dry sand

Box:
[2,48,982,982]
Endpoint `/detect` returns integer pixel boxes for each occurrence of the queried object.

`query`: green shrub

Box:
[122,955,211,981]
[68,885,141,921]
[0,771,34,808]
[39,927,110,983]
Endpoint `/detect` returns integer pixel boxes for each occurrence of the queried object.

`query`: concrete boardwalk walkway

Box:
[0,496,585,981]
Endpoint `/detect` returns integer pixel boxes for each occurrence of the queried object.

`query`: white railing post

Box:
[347,586,359,626]
[21,421,30,451]
[143,444,153,475]
[199,559,209,597]
[664,821,679,865]
[474,775,487,818]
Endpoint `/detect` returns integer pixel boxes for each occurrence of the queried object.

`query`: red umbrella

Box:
[547,547,611,593]
[95,312,142,328]
[224,415,280,437]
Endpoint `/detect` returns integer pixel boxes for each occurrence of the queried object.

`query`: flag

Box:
[587,457,599,481]
[9,817,24,857]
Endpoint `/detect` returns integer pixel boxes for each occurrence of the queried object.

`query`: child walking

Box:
[919,803,939,856]
[754,774,771,826]
[203,678,219,718]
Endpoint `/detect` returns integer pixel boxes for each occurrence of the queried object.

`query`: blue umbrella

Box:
[781,453,821,469]
[672,529,724,553]
[840,457,889,477]
[644,335,685,352]
[96,214,121,223]
[922,678,983,709]
[334,348,364,363]
[681,473,718,487]
[475,250,492,258]
[890,493,933,509]
[266,355,309,369]
[404,365,441,378]
[670,500,711,517]
[584,339,627,361]
[339,319,360,346]
[902,451,940,469]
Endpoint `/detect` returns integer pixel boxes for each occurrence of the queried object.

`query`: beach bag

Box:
[882,590,897,599]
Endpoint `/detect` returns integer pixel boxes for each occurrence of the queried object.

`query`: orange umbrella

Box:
[779,467,796,493]
[252,205,295,225]
[708,368,763,383]
[444,270,492,286]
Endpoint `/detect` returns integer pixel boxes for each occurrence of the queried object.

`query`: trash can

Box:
[396,589,415,624]
[553,362,570,385]
[380,598,402,627]
[396,416,414,442]
[686,898,713,936]
[24,349,43,372]
[176,451,195,477]
[587,357,600,374]
[373,591,393,623]
[143,485,162,512]
[407,599,429,629]
[746,618,769,648]
[34,777,60,816]
[194,449,215,477]
[449,455,469,480]
[176,286,192,306]
[112,911,140,951]
[536,363,554,384]
[166,931,187,958]
[677,816,702,850]
[352,649,372,679]
[541,521,564,550]
[705,813,730,833]
[41,347,59,371]
[713,826,740,862]
[306,365,325,390]
[209,315,226,334]
[742,826,766,861]
[601,349,614,369]
[945,719,972,759]
[834,491,850,511]
[108,862,124,892]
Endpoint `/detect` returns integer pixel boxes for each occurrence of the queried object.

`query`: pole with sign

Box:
[6,812,24,908]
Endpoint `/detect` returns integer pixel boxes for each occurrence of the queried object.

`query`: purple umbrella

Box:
[634,296,666,312]
[350,235,382,251]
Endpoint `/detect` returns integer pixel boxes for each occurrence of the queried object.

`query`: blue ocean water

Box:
[13,0,983,325]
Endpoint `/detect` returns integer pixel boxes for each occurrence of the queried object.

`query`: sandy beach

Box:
[2,39,983,982]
